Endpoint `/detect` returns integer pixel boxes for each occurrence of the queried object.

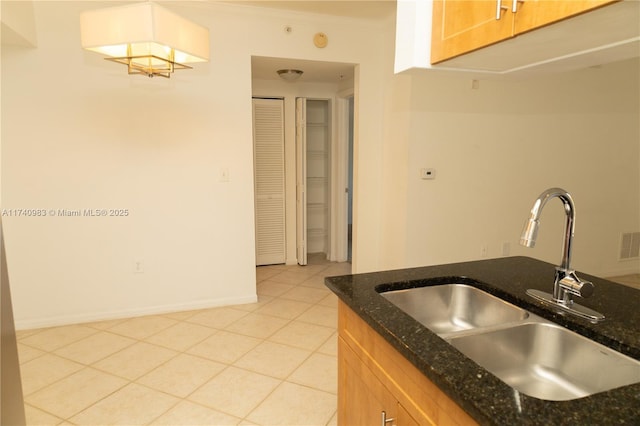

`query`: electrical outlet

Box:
[501,242,511,257]
[134,260,144,274]
[480,245,488,258]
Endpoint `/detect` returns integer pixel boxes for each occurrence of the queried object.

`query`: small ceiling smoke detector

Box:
[277,69,303,81]
[313,32,328,48]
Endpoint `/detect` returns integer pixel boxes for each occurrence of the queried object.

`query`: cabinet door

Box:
[338,337,398,425]
[397,402,420,426]
[514,0,618,34]
[431,0,515,64]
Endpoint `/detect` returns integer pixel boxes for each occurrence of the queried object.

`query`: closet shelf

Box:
[303,99,329,258]
[307,150,327,158]
[308,203,327,211]
[307,177,327,185]
[308,228,328,238]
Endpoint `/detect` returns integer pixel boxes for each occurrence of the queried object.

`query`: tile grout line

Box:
[237,265,339,424]
[137,274,321,423]
[22,259,347,425]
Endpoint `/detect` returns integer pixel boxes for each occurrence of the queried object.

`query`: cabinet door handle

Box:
[496,0,509,20]
[512,0,524,13]
[381,411,395,426]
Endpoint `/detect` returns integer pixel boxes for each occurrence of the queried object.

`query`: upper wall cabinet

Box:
[431,0,617,64]
[512,0,616,33]
[430,0,516,64]
[395,0,640,76]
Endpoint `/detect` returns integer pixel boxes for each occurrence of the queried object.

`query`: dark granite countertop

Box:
[325,256,640,425]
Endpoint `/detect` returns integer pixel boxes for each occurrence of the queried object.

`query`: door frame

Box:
[295,97,308,266]
[330,88,354,262]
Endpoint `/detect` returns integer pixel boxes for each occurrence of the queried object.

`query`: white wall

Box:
[3,2,637,329]
[1,1,390,328]
[388,59,640,277]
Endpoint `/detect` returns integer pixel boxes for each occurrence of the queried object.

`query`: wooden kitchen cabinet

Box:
[430,0,514,65]
[431,0,618,64]
[339,337,422,426]
[337,301,476,426]
[513,0,618,33]
[339,338,409,425]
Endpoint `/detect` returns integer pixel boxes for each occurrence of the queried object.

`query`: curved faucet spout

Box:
[520,187,575,271]
[519,188,604,322]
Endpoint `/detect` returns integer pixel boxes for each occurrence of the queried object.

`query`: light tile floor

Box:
[607,273,640,290]
[17,255,351,426]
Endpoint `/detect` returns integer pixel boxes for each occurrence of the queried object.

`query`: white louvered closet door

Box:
[252,98,286,265]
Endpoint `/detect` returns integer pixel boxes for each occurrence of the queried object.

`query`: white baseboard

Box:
[15,294,258,331]
[590,264,640,279]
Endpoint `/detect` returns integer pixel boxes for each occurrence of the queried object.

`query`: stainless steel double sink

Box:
[381,284,640,401]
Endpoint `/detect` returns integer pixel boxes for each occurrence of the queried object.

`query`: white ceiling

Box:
[252,56,356,83]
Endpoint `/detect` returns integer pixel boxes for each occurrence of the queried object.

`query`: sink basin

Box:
[381,284,528,335]
[448,322,640,401]
[380,282,640,400]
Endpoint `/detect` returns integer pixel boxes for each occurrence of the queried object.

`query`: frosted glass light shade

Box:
[80,2,209,77]
[277,69,303,81]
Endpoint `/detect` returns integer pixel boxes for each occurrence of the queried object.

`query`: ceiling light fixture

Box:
[80,2,209,78]
[277,69,303,82]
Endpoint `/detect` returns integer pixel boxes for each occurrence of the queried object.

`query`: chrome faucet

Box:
[520,188,604,322]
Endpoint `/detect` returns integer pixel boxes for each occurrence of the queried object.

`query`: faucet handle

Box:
[559,273,594,298]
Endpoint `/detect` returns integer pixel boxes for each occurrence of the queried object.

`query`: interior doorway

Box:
[329,90,354,264]
[296,98,331,266]
[250,56,355,268]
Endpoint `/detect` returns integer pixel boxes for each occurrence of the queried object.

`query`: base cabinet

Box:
[339,337,421,426]
[337,301,476,426]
